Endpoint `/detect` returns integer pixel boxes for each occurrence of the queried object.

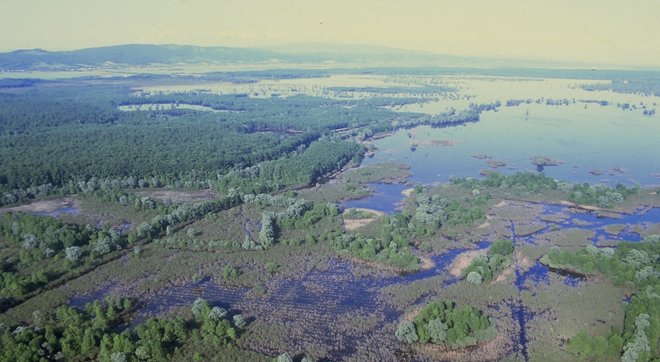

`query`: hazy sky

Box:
[2,0,659,67]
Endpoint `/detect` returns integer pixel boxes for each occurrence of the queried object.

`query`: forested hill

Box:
[0,43,599,71]
[0,44,315,70]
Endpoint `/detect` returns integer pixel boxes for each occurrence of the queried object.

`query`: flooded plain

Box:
[60,74,660,360]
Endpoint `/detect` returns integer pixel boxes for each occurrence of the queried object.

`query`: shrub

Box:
[395,321,419,344]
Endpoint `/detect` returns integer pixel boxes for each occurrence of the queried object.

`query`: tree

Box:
[232,314,246,329]
[467,271,483,285]
[110,352,127,362]
[277,353,293,362]
[395,321,419,344]
[191,298,211,321]
[621,313,651,362]
[427,319,448,344]
[21,234,38,250]
[223,265,239,280]
[81,328,97,355]
[265,262,279,274]
[93,237,115,255]
[65,246,82,262]
[208,307,227,321]
[488,239,514,256]
[258,212,276,247]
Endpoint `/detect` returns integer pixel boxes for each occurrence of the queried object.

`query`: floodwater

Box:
[354,76,660,213]
[70,244,489,359]
[65,75,659,359]
[32,206,80,217]
[68,201,657,359]
[341,183,409,214]
[365,103,660,187]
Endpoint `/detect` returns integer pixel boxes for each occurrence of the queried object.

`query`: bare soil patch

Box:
[494,201,507,208]
[342,208,385,231]
[477,221,491,229]
[419,256,436,270]
[495,265,515,283]
[449,249,487,277]
[0,197,80,216]
[135,189,219,203]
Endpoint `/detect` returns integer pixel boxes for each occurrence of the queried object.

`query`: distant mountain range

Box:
[0,44,304,70]
[0,43,647,72]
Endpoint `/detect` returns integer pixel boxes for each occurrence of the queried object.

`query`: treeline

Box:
[0,78,502,205]
[216,139,364,194]
[0,297,251,361]
[567,183,639,208]
[128,195,242,243]
[0,195,242,312]
[1,85,378,195]
[452,172,640,208]
[582,79,660,96]
[452,172,559,194]
[157,195,337,252]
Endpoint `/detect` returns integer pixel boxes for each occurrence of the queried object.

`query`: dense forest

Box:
[0,78,491,206]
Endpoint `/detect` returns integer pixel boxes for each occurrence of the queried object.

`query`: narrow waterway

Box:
[509,220,530,362]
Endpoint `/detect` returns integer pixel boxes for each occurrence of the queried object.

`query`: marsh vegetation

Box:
[0,67,659,361]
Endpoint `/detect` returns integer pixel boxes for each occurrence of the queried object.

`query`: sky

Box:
[1,0,659,67]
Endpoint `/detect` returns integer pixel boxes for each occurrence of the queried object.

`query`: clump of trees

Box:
[333,232,420,271]
[548,240,659,360]
[127,195,242,244]
[241,196,335,250]
[216,139,364,194]
[0,297,246,361]
[540,241,657,285]
[568,183,638,208]
[566,330,624,360]
[452,172,639,208]
[452,172,558,194]
[462,239,514,283]
[395,299,496,349]
[333,212,421,270]
[0,212,126,309]
[411,187,485,236]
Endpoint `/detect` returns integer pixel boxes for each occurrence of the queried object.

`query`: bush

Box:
[395,321,419,344]
[277,353,293,362]
[466,271,483,285]
[488,239,514,256]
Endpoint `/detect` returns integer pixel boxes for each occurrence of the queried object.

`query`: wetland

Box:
[1,67,659,361]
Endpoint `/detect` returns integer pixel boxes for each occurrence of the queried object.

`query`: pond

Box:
[341,183,409,214]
